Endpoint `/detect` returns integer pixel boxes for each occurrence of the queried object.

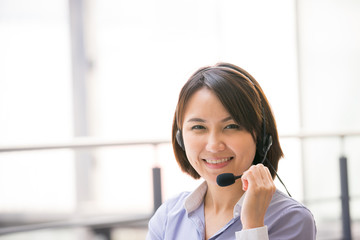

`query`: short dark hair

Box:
[172,62,283,179]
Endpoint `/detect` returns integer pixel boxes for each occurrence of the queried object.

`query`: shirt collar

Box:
[184,181,208,213]
[184,181,246,218]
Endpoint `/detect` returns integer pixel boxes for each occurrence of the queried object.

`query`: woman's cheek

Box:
[186,151,199,166]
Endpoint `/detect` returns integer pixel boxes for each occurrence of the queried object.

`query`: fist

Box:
[240,164,276,229]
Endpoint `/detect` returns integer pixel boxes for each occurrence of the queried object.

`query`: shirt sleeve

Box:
[235,226,269,240]
[146,202,172,240]
[146,204,168,240]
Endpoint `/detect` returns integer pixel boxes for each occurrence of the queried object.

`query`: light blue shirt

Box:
[146,181,316,240]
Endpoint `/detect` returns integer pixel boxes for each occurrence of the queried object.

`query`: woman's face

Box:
[182,87,256,185]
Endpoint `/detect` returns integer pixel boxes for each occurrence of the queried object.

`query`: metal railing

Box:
[0,131,359,239]
[0,138,169,153]
[0,138,168,239]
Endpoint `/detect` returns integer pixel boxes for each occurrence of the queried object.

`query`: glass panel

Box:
[303,138,341,200]
[0,0,73,214]
[94,145,155,214]
[299,0,360,133]
[91,0,299,142]
[0,0,72,144]
[0,150,75,213]
[298,0,360,237]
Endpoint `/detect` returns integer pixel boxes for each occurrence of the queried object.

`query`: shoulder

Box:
[266,190,317,239]
[269,190,307,209]
[269,190,315,222]
[270,190,313,217]
[147,191,190,238]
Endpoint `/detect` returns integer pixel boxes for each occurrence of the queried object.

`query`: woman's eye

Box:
[191,125,205,130]
[225,124,241,130]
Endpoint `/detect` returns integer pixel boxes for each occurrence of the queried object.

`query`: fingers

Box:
[241,164,276,194]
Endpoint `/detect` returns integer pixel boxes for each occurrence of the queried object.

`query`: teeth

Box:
[205,157,232,164]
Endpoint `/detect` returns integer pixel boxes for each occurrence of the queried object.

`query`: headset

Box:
[175,65,291,197]
[175,64,271,159]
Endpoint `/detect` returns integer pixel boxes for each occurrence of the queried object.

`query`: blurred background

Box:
[0,0,359,239]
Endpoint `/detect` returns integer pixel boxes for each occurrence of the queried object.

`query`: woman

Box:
[146,63,316,239]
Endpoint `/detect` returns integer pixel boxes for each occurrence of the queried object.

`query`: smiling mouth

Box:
[203,157,233,164]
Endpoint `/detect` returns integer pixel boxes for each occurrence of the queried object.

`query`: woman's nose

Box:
[205,133,226,152]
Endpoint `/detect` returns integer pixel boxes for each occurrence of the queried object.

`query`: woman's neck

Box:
[204,180,245,214]
[203,180,245,239]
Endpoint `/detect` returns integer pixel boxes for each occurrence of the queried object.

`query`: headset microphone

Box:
[216,135,291,197]
[216,173,242,187]
[216,135,273,187]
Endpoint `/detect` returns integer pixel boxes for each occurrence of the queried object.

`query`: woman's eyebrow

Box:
[186,116,233,123]
[186,118,206,123]
[222,116,233,122]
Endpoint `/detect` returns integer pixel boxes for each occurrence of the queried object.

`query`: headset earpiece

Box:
[176,130,185,151]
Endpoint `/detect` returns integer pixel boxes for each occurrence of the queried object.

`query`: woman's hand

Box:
[240,164,276,230]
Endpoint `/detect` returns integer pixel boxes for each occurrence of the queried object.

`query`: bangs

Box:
[202,69,262,140]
